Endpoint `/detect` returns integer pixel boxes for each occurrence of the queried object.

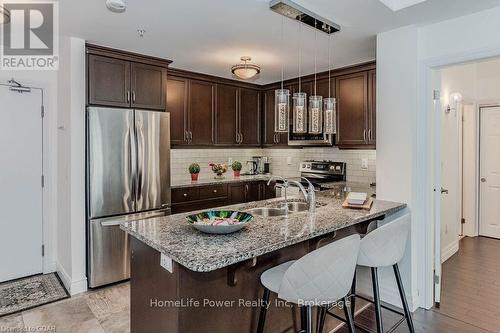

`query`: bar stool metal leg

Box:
[393,264,415,333]
[343,296,356,333]
[371,267,384,333]
[305,306,313,333]
[317,306,327,333]
[350,270,357,316]
[257,288,270,333]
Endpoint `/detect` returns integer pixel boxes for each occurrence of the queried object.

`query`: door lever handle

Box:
[441,187,449,194]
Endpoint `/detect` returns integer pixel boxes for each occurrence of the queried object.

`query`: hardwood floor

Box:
[431,236,500,333]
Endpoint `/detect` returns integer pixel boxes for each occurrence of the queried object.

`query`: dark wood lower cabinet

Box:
[171,181,275,214]
[130,222,371,332]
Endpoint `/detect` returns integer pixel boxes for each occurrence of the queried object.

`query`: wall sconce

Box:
[446,92,462,114]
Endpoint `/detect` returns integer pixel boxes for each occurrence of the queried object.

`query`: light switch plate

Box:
[287,156,292,165]
[160,253,173,273]
[361,158,369,170]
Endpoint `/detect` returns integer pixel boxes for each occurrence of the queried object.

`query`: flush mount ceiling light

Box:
[0,5,10,24]
[106,0,126,13]
[231,56,261,80]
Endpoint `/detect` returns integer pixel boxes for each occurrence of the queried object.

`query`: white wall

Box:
[377,5,500,309]
[375,25,418,310]
[56,36,87,295]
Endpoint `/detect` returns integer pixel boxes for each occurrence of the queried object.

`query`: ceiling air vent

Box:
[269,0,340,34]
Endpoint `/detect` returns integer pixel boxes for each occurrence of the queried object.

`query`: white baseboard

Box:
[56,263,88,296]
[441,240,459,263]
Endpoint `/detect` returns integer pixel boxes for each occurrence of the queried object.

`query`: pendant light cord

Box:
[298,20,301,92]
[328,31,331,98]
[314,19,317,96]
[280,16,284,91]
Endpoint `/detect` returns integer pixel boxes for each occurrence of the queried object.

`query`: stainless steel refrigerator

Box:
[86,107,171,288]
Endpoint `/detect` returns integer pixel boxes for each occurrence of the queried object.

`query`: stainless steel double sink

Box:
[246,202,313,217]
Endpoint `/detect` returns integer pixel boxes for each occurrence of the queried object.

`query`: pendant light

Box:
[275,16,290,133]
[324,31,337,134]
[292,21,307,134]
[308,20,323,134]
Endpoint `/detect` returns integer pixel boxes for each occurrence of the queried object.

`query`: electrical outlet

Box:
[228,157,233,165]
[287,156,292,165]
[361,158,369,170]
[160,253,173,273]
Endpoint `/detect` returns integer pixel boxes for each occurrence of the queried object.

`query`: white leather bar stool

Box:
[256,234,361,333]
[347,215,414,333]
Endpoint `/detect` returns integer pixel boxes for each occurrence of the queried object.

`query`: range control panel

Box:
[299,161,346,175]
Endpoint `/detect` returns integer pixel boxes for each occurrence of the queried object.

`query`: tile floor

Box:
[0,282,130,333]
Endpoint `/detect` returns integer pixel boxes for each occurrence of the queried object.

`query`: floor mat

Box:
[0,273,69,317]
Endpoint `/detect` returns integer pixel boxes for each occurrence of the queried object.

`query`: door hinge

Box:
[42,245,45,257]
[461,218,466,224]
[434,274,440,284]
[433,90,441,101]
[41,105,45,118]
[41,175,45,188]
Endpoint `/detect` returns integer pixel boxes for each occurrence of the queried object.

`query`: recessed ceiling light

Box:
[106,0,126,13]
[0,5,10,24]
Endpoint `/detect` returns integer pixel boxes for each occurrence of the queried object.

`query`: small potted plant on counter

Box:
[189,163,200,181]
[209,162,228,179]
[231,161,242,178]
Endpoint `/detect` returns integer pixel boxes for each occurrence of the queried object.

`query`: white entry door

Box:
[480,107,500,239]
[0,86,43,282]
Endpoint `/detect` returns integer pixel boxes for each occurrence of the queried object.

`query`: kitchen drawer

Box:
[171,198,227,214]
[172,187,200,203]
[199,184,227,200]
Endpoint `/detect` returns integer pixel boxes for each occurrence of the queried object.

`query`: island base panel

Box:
[130,223,369,332]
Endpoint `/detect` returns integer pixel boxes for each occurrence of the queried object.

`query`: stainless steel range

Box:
[299,160,346,190]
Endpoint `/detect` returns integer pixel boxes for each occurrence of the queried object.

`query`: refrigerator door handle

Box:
[136,113,144,207]
[129,114,138,212]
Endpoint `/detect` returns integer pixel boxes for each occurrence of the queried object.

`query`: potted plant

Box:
[188,163,200,181]
[209,162,228,179]
[231,161,242,177]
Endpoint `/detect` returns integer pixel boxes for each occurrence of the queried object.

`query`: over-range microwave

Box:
[287,125,334,146]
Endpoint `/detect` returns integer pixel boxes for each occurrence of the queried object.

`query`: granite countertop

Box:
[121,188,405,273]
[171,174,272,188]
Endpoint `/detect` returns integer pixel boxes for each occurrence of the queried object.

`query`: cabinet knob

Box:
[183,193,188,197]
[213,189,217,193]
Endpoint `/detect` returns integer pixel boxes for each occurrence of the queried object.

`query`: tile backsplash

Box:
[170,148,376,185]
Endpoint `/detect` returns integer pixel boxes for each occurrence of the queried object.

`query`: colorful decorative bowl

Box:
[186,210,254,234]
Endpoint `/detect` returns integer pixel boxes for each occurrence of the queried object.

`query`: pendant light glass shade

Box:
[274,89,290,132]
[292,92,307,133]
[323,97,337,134]
[308,96,323,134]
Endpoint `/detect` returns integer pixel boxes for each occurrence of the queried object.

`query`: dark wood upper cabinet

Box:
[262,89,287,146]
[216,84,239,145]
[316,78,335,99]
[188,80,215,145]
[131,63,167,110]
[88,55,131,107]
[166,76,188,145]
[87,45,170,110]
[368,70,376,146]
[239,88,261,146]
[335,72,369,147]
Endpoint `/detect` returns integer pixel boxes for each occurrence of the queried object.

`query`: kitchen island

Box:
[121,189,405,333]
